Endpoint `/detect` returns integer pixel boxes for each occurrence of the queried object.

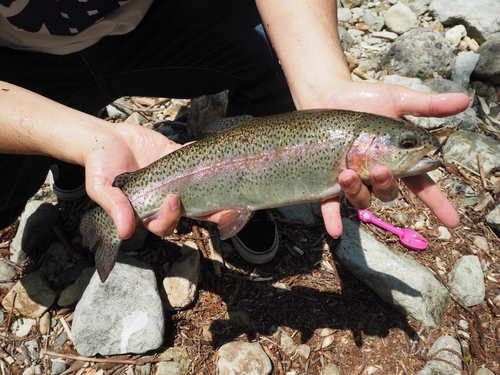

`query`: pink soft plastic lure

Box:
[358,209,428,250]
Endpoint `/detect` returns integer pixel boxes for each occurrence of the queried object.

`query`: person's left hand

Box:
[305,81,470,238]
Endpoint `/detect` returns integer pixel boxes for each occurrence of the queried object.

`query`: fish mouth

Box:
[394,159,442,179]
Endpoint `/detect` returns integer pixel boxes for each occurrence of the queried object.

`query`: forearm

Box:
[256,0,351,109]
[0,80,109,165]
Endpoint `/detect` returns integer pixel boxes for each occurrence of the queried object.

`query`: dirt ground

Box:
[0,97,499,375]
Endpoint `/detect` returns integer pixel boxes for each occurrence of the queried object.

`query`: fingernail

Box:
[373,173,389,185]
[342,175,356,188]
[168,195,179,211]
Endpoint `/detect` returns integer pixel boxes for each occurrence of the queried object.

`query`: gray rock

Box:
[338,27,355,52]
[486,205,500,231]
[452,51,480,89]
[443,130,500,177]
[10,201,59,264]
[39,242,70,279]
[473,37,500,85]
[337,218,450,328]
[384,3,418,34]
[417,335,462,375]
[429,0,500,44]
[382,74,435,93]
[423,76,469,96]
[448,255,485,307]
[445,25,467,46]
[217,342,272,375]
[380,28,455,80]
[473,236,489,252]
[372,31,398,41]
[72,253,164,356]
[57,267,94,307]
[362,10,385,32]
[51,361,68,375]
[337,8,353,23]
[155,348,191,375]
[0,261,16,285]
[11,318,36,337]
[163,247,200,310]
[1,271,56,318]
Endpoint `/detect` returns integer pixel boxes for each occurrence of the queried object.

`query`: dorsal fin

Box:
[112,172,134,188]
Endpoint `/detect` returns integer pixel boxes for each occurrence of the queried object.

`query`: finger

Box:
[321,197,343,238]
[338,169,372,209]
[93,187,136,240]
[397,90,470,118]
[402,174,460,228]
[145,195,182,237]
[370,165,399,202]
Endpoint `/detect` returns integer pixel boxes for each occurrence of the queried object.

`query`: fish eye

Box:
[398,132,419,149]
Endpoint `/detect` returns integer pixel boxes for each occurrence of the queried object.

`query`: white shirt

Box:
[0,0,154,55]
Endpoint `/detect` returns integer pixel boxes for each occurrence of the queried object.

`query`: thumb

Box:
[397,90,470,118]
[87,184,136,240]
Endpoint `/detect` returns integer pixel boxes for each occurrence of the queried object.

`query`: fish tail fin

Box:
[80,207,122,282]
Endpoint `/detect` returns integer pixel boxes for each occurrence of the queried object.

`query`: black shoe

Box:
[230,210,279,264]
[49,163,86,201]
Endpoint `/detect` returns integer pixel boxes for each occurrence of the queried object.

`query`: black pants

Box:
[0,0,295,228]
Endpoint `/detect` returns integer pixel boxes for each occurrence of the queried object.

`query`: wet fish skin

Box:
[80,109,441,282]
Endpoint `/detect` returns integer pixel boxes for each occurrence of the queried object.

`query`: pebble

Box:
[155,347,191,375]
[39,311,51,335]
[0,261,16,287]
[338,218,450,328]
[371,30,398,41]
[452,51,480,89]
[416,335,462,375]
[1,271,56,318]
[163,244,201,310]
[217,342,272,375]
[473,236,489,252]
[458,319,469,331]
[322,363,342,375]
[448,255,485,307]
[51,360,68,375]
[437,226,451,240]
[338,8,353,23]
[445,24,467,46]
[486,205,500,231]
[384,3,418,34]
[11,318,36,337]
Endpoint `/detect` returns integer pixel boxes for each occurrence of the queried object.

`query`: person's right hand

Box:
[83,122,184,240]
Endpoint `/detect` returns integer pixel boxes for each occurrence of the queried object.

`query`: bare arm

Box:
[0,81,182,239]
[256,0,470,237]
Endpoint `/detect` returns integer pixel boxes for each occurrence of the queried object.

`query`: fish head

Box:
[345,119,441,182]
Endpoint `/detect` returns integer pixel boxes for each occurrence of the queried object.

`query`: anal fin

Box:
[218,209,254,240]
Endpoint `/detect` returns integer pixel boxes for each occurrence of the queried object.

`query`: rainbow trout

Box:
[81,109,441,281]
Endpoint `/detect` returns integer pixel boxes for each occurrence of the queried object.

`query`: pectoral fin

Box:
[217,209,254,240]
[80,207,122,282]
